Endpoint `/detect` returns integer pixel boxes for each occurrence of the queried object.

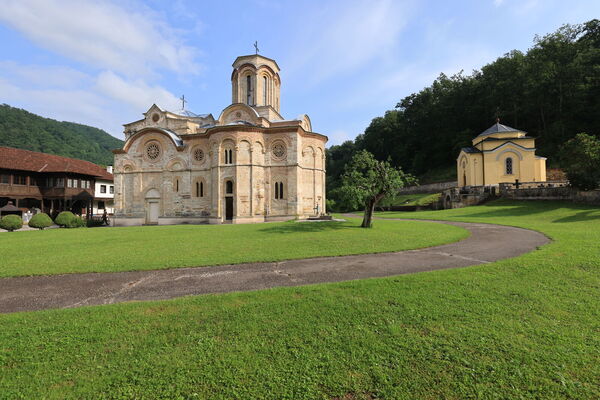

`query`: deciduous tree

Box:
[340,150,415,228]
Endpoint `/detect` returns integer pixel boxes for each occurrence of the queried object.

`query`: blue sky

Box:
[0,0,598,146]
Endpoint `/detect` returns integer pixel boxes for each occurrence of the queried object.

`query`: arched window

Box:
[195,181,205,197]
[263,76,268,105]
[505,157,513,175]
[274,182,284,199]
[246,75,252,105]
[224,148,233,164]
[226,180,233,194]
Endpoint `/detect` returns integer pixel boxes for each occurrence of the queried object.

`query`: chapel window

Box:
[226,180,233,194]
[175,179,179,192]
[505,157,513,175]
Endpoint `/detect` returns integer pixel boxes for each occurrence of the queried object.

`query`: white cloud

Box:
[0,0,200,77]
[95,71,180,111]
[0,61,90,89]
[0,61,183,139]
[0,1,202,139]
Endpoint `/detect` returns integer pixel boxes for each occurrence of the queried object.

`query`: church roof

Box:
[477,121,524,137]
[461,146,481,154]
[168,109,210,118]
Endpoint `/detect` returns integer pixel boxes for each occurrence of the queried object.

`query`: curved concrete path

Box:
[0,219,549,313]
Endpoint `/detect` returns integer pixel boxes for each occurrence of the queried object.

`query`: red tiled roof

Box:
[0,146,113,181]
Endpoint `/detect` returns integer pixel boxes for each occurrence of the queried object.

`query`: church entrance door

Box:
[225,197,233,221]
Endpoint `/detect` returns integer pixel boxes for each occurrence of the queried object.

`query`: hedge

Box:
[0,214,23,232]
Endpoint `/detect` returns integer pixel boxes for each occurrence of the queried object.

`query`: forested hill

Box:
[327,19,599,188]
[0,104,123,166]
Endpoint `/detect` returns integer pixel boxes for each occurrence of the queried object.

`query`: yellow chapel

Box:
[457,120,546,187]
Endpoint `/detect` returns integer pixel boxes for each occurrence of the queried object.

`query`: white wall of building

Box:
[93,166,115,214]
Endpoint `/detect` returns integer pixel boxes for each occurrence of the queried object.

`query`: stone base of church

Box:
[158,217,209,225]
[113,214,302,226]
[265,215,298,222]
[112,217,145,227]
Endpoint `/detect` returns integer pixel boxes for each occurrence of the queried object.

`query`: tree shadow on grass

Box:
[552,209,600,223]
[257,221,355,234]
[450,200,593,220]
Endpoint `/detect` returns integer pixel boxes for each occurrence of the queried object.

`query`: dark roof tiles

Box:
[0,146,113,180]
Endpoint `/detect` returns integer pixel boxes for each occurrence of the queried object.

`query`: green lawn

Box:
[380,192,441,207]
[0,218,467,277]
[1,200,599,399]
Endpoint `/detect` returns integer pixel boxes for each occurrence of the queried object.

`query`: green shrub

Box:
[67,216,86,229]
[54,211,86,228]
[54,211,76,227]
[0,214,23,232]
[28,213,53,230]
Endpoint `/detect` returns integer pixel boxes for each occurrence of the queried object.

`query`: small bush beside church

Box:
[560,133,600,191]
[28,213,54,230]
[54,211,86,228]
[0,214,23,232]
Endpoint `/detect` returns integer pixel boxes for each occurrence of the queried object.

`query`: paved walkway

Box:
[0,219,549,313]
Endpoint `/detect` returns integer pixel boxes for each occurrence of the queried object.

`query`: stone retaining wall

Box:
[500,186,600,205]
[399,181,457,194]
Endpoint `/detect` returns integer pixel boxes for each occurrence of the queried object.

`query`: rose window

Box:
[194,148,205,162]
[272,143,286,159]
[146,143,161,160]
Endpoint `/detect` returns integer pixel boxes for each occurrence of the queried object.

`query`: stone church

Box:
[112,54,327,225]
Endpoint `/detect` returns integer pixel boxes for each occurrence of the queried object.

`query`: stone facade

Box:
[112,54,327,226]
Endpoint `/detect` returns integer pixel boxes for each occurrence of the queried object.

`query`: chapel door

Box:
[225,197,233,220]
[147,201,159,224]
